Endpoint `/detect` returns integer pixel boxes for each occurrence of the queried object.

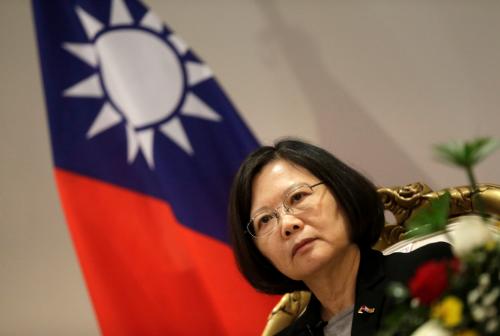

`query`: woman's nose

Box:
[280,214,303,238]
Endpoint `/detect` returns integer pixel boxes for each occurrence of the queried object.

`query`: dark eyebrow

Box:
[283,182,315,195]
[250,206,274,218]
[250,182,314,218]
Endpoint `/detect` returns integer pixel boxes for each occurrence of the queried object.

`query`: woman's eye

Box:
[260,215,272,225]
[256,214,273,230]
[290,192,306,204]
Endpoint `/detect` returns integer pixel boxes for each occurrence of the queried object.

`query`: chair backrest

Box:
[375,182,500,250]
[261,183,500,336]
[382,216,500,255]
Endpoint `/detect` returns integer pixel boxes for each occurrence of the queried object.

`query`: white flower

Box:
[471,305,487,322]
[486,318,499,333]
[411,320,451,336]
[451,215,493,257]
[410,298,420,308]
[468,288,481,304]
[483,287,500,306]
[479,273,491,289]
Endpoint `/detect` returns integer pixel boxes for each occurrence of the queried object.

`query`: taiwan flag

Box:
[32,0,276,334]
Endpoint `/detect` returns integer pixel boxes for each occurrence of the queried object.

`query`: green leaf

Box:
[471,137,500,164]
[434,137,500,168]
[435,141,468,166]
[404,192,451,239]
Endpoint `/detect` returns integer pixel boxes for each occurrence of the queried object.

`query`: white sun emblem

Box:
[62,0,222,169]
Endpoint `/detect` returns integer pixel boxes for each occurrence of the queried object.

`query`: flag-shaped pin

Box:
[357,305,376,314]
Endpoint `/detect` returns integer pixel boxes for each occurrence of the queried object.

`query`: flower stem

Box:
[465,164,486,220]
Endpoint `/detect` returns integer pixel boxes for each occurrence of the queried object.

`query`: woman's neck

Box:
[303,245,360,321]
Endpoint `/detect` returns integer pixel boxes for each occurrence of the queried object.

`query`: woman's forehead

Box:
[250,160,315,208]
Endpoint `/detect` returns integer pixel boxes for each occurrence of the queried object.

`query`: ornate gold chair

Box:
[261,183,500,336]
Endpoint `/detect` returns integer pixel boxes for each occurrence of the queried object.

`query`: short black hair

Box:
[228,139,384,294]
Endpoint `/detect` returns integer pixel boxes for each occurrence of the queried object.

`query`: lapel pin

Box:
[357,305,376,314]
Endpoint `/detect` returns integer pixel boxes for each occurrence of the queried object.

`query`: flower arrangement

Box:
[378,137,500,336]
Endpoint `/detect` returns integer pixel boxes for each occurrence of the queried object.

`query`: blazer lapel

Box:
[351,248,387,336]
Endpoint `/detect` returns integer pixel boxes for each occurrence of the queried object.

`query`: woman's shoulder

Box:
[383,241,453,282]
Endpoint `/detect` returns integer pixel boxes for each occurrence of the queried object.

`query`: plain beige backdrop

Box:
[1,0,499,335]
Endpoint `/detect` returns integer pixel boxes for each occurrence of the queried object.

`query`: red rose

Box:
[408,259,458,305]
[448,257,461,273]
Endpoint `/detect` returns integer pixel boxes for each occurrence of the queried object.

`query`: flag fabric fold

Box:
[33,0,276,334]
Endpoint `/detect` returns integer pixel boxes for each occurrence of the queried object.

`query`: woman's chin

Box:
[287,248,334,280]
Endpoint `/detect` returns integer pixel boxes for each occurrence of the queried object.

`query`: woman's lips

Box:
[292,238,317,257]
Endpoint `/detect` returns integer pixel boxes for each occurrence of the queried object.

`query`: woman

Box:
[228,139,452,336]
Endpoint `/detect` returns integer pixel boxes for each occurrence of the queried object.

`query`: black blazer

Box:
[276,242,453,336]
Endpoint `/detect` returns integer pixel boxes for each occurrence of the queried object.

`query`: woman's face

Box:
[250,159,354,281]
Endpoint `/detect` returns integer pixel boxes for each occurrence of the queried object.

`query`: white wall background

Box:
[1,0,499,335]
